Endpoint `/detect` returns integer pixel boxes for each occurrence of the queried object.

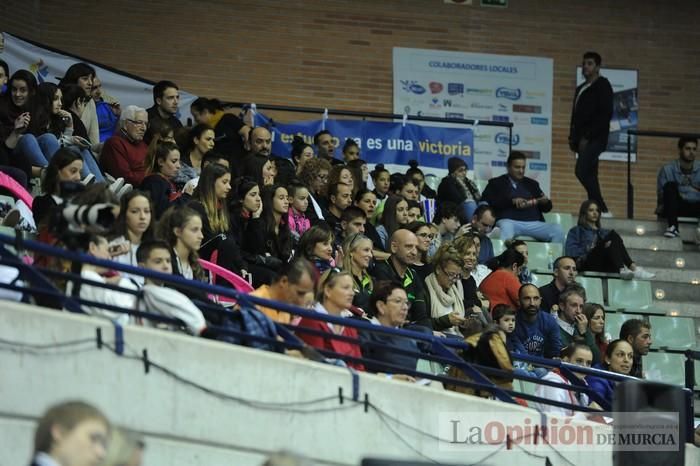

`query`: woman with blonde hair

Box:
[424,243,467,335]
[341,232,374,311]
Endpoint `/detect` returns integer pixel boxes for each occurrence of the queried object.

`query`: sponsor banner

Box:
[394,47,553,194]
[253,113,474,170]
[576,67,638,162]
[0,32,198,123]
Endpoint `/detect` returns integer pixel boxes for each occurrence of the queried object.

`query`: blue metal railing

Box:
[0,232,695,437]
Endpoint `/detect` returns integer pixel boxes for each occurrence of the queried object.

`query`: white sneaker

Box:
[115,183,133,199]
[80,173,95,186]
[633,267,655,280]
[664,226,679,238]
[108,177,125,194]
[619,267,634,280]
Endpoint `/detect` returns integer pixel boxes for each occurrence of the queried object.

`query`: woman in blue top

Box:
[565,200,654,279]
[587,338,634,408]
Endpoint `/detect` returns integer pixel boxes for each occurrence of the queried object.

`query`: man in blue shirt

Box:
[481,151,564,244]
[514,284,562,359]
[657,136,700,238]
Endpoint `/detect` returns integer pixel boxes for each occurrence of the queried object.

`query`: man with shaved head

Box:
[371,229,431,329]
[513,284,562,359]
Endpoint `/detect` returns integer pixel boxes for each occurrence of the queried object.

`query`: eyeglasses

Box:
[385,297,412,309]
[127,119,148,127]
[416,232,435,240]
[441,267,462,282]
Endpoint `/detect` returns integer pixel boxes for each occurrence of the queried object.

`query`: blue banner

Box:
[254,113,473,170]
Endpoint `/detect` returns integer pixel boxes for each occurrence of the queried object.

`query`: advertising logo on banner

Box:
[576,67,639,162]
[254,113,474,170]
[393,47,553,194]
[0,33,198,123]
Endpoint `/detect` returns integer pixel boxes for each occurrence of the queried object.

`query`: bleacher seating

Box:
[576,276,604,305]
[543,212,574,240]
[645,351,686,386]
[607,278,653,312]
[527,241,562,271]
[649,315,697,350]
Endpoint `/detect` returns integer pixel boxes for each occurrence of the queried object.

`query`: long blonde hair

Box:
[341,233,374,292]
[194,162,231,233]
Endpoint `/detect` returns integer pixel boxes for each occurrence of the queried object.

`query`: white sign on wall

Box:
[393,47,553,194]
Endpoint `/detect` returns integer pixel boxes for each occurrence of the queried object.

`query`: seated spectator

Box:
[202,151,229,170]
[584,302,608,365]
[296,269,364,370]
[405,221,434,281]
[189,163,247,279]
[657,136,699,238]
[30,401,110,466]
[406,200,423,223]
[493,304,545,378]
[229,177,260,250]
[324,182,353,235]
[240,126,273,175]
[566,199,654,279]
[620,318,652,379]
[91,75,120,143]
[467,233,491,286]
[314,129,342,165]
[353,188,387,261]
[437,156,481,220]
[59,63,100,147]
[342,138,360,163]
[360,280,429,376]
[287,180,312,243]
[534,342,600,418]
[406,160,436,199]
[425,243,472,335]
[0,59,8,95]
[290,135,314,176]
[453,234,488,315]
[538,256,578,313]
[297,225,335,277]
[347,158,369,191]
[556,285,596,350]
[250,258,317,324]
[478,249,525,312]
[341,232,374,311]
[2,70,60,175]
[158,205,206,283]
[376,195,409,251]
[465,204,497,264]
[371,229,431,329]
[337,205,367,251]
[297,157,332,223]
[481,151,563,244]
[190,97,249,163]
[241,149,276,188]
[33,148,83,228]
[65,233,138,325]
[140,141,183,218]
[243,184,292,284]
[37,83,104,181]
[328,164,356,197]
[108,190,154,285]
[370,163,391,205]
[508,239,533,284]
[0,70,35,178]
[432,201,461,245]
[145,80,182,143]
[513,284,562,359]
[174,123,213,190]
[587,339,634,407]
[101,105,148,185]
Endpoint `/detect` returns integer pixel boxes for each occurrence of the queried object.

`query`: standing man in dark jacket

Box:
[569,51,614,215]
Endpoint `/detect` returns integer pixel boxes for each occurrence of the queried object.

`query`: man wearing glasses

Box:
[101,105,149,185]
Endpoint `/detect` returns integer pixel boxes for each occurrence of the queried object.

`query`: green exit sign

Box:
[481,0,508,7]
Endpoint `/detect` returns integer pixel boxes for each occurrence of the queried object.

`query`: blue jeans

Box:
[16,133,60,167]
[497,219,564,244]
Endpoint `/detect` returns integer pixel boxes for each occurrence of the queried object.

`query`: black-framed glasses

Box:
[440,266,462,282]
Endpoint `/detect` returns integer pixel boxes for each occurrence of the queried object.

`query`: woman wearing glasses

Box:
[296,268,365,370]
[424,243,468,336]
[406,221,434,281]
[341,232,374,312]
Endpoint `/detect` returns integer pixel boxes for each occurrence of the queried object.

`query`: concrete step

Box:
[619,234,684,252]
[627,248,700,269]
[649,280,700,305]
[644,300,700,318]
[644,267,700,284]
[605,218,699,243]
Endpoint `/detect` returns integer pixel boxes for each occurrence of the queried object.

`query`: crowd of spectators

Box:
[1,58,696,421]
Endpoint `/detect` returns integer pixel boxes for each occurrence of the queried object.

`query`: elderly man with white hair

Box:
[100,105,149,185]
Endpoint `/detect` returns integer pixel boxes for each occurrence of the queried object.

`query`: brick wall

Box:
[2,0,699,219]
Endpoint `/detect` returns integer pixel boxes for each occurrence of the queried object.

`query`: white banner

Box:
[575,66,638,162]
[0,32,198,124]
[393,47,553,194]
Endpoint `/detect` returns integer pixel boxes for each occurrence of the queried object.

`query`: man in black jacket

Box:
[569,51,614,215]
[481,151,563,243]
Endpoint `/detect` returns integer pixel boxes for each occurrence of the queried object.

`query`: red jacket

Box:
[297,314,365,371]
[101,131,148,185]
[479,269,521,313]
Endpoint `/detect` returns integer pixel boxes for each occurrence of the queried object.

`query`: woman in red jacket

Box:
[296,268,364,371]
[478,249,525,314]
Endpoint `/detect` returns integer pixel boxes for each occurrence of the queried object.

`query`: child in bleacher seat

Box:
[140,141,184,219]
[107,190,154,286]
[493,304,547,378]
[287,180,311,243]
